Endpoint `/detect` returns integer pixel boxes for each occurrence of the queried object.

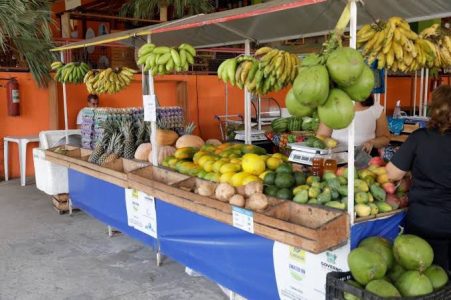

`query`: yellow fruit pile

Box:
[162,143,289,187]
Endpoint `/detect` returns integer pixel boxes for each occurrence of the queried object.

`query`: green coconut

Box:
[388,263,406,283]
[393,234,434,272]
[348,247,387,285]
[396,270,434,297]
[318,88,355,129]
[366,279,401,298]
[326,47,365,87]
[359,236,395,270]
[292,65,329,107]
[344,279,362,300]
[424,265,449,290]
[285,89,314,117]
[342,64,375,101]
[301,53,322,67]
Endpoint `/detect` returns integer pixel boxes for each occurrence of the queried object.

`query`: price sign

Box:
[143,94,157,122]
[232,206,254,233]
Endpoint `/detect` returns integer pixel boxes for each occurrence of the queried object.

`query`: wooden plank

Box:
[69,163,128,188]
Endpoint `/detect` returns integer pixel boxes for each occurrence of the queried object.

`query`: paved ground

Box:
[0,179,227,300]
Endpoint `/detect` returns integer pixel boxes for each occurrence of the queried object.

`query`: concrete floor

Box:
[0,179,227,300]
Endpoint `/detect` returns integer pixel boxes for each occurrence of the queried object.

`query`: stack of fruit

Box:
[262,162,308,200]
[136,43,196,75]
[217,47,299,95]
[287,46,375,130]
[346,235,449,298]
[84,67,137,94]
[271,115,319,133]
[357,17,451,71]
[51,61,91,84]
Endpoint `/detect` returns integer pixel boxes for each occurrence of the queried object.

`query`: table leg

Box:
[3,140,8,181]
[19,141,27,186]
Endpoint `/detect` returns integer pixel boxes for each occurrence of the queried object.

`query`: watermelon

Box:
[271,118,289,133]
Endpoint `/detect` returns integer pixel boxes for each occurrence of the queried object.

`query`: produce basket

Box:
[326,271,451,300]
[45,145,92,167]
[128,165,190,190]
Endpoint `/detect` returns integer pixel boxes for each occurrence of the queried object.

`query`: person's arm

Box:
[316,122,333,138]
[362,112,391,152]
[386,162,407,181]
[76,110,83,129]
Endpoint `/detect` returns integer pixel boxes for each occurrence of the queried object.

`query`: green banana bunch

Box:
[53,62,91,84]
[217,47,299,95]
[136,42,196,75]
[84,67,137,95]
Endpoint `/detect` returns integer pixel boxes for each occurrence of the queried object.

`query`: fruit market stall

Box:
[43,0,451,299]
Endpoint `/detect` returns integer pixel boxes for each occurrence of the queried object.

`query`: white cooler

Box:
[33,130,80,195]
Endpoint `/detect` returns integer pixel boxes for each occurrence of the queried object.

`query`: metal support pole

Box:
[145,35,158,166]
[347,0,357,225]
[423,68,429,117]
[60,51,69,145]
[419,68,424,117]
[244,39,252,145]
[383,70,388,113]
[413,71,417,116]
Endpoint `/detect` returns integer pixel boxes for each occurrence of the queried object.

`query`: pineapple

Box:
[121,119,135,159]
[183,122,196,135]
[98,132,124,166]
[88,119,116,163]
[135,119,146,147]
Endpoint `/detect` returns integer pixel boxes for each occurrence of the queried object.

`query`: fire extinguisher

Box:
[6,77,20,116]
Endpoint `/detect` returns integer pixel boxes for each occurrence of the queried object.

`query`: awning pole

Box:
[423,68,429,117]
[419,68,424,117]
[384,70,388,113]
[244,39,252,145]
[60,51,69,145]
[347,0,357,225]
[413,71,417,116]
[145,35,158,166]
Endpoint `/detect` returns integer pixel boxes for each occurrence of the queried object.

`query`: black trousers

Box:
[405,218,451,272]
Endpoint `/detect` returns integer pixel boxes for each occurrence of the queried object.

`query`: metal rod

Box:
[419,68,424,117]
[244,39,252,145]
[147,35,158,166]
[60,51,69,145]
[413,71,417,116]
[347,0,357,225]
[423,68,429,117]
[384,70,388,113]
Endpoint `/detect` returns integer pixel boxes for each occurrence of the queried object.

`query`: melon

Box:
[388,263,406,283]
[285,89,314,117]
[326,47,364,87]
[424,265,449,290]
[176,135,205,149]
[342,64,375,101]
[318,89,355,129]
[348,247,387,285]
[134,143,151,161]
[393,234,434,272]
[292,65,329,107]
[366,279,401,297]
[396,270,434,297]
[359,236,395,270]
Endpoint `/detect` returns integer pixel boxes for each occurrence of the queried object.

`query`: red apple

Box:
[382,182,396,194]
[369,156,385,167]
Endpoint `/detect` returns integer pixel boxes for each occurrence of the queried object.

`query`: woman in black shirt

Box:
[386,85,451,271]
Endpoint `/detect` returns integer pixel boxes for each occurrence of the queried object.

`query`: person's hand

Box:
[362,140,374,153]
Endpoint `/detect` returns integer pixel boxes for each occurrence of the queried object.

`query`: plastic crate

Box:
[326,271,451,300]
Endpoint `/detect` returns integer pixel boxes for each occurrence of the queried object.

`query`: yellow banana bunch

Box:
[53,61,90,84]
[84,67,137,95]
[136,43,196,75]
[217,47,299,95]
[418,24,451,69]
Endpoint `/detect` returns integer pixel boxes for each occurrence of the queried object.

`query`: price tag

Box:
[232,206,254,233]
[143,94,157,122]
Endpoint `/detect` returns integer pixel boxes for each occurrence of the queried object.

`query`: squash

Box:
[134,143,152,161]
[148,145,176,164]
[156,129,178,146]
[175,135,205,149]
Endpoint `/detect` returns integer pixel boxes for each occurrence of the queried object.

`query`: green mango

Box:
[354,179,369,193]
[293,190,309,204]
[318,190,332,204]
[355,192,369,204]
[308,187,321,199]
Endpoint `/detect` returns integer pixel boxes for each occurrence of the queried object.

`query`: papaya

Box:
[174,147,197,160]
[292,65,329,107]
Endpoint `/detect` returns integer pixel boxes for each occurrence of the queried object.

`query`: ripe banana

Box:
[136,42,197,75]
[83,67,137,95]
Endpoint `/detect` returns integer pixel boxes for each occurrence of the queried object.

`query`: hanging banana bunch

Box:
[136,43,196,75]
[84,67,137,95]
[217,47,299,95]
[51,61,91,84]
[419,24,451,69]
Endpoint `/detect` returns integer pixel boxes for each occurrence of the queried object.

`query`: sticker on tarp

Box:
[232,206,254,233]
[125,189,157,238]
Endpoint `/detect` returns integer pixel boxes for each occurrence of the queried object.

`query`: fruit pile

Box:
[84,67,137,94]
[287,46,374,130]
[346,235,449,298]
[358,17,451,71]
[136,43,196,75]
[217,47,300,95]
[271,115,319,133]
[51,61,91,84]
